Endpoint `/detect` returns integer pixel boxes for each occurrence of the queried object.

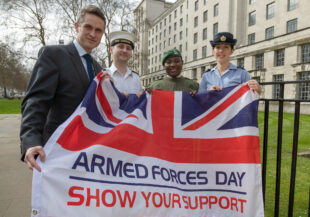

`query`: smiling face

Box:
[164,56,183,78]
[212,44,234,64]
[74,13,105,53]
[110,43,133,64]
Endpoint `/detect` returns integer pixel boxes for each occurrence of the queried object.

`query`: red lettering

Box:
[141,192,151,207]
[182,196,189,209]
[219,196,230,209]
[238,199,247,213]
[67,186,84,206]
[172,193,181,208]
[199,196,208,209]
[208,196,218,209]
[152,192,163,208]
[188,196,198,209]
[101,189,116,207]
[86,188,100,207]
[230,197,238,211]
[117,190,136,208]
[163,193,171,208]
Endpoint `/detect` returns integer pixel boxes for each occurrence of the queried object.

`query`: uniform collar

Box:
[110,63,132,77]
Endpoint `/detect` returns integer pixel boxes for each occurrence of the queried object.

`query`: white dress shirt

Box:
[107,64,143,94]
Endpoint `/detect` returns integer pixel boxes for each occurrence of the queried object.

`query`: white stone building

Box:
[133,0,310,113]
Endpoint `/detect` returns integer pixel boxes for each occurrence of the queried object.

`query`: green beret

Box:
[162,48,182,65]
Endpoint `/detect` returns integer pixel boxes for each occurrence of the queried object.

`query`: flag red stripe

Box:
[57,115,260,164]
[96,82,122,124]
[184,86,250,130]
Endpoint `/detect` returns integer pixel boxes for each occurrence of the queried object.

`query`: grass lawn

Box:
[0,98,22,114]
[258,111,310,217]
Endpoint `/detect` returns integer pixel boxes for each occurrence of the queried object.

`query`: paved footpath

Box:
[0,114,32,217]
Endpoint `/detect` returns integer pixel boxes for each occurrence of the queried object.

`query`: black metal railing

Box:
[259,80,310,217]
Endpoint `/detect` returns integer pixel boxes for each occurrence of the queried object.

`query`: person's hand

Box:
[210,85,222,91]
[100,72,114,82]
[244,80,262,94]
[122,92,129,97]
[24,146,46,172]
[136,91,143,98]
[189,90,197,96]
[145,88,152,94]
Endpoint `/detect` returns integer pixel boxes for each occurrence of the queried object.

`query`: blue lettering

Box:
[135,164,148,178]
[216,171,227,185]
[90,154,105,174]
[72,152,89,172]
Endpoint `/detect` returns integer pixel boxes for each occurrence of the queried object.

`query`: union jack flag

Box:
[58,71,260,164]
[32,71,264,217]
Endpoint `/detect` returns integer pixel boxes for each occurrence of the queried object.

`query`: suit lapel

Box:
[67,43,89,91]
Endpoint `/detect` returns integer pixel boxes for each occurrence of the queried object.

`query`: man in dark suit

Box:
[20,5,106,171]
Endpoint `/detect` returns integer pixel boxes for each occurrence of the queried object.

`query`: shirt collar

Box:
[110,63,132,77]
[73,40,89,57]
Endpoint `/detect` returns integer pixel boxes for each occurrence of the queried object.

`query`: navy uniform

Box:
[107,31,143,94]
[148,48,199,91]
[199,32,250,92]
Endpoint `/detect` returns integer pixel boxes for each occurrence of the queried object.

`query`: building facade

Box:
[133,0,310,113]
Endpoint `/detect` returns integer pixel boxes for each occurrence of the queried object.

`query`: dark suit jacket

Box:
[20,43,101,160]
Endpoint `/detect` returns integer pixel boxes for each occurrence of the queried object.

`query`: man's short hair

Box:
[77,5,106,28]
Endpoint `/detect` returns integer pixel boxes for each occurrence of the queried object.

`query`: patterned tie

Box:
[83,54,94,82]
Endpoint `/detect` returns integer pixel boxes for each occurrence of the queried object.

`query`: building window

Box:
[180,18,183,27]
[194,32,198,44]
[265,26,274,39]
[164,18,167,26]
[203,28,208,40]
[249,0,256,4]
[164,29,166,37]
[298,72,310,100]
[273,74,284,99]
[168,38,171,46]
[266,2,275,19]
[160,22,162,29]
[213,23,218,35]
[156,35,158,42]
[174,10,177,18]
[248,33,255,45]
[195,0,198,11]
[192,68,197,80]
[249,11,256,26]
[214,3,219,17]
[169,26,171,34]
[193,49,198,60]
[288,0,298,11]
[169,14,171,22]
[203,10,208,22]
[255,54,264,70]
[180,31,183,40]
[194,16,198,27]
[174,34,177,43]
[179,44,183,53]
[204,0,208,5]
[301,43,310,63]
[174,22,177,30]
[202,46,207,58]
[186,28,188,36]
[156,25,158,32]
[180,5,183,14]
[287,18,297,33]
[275,49,285,66]
[164,41,166,48]
[237,58,245,68]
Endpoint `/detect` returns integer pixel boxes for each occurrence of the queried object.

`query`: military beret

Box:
[108,30,135,49]
[210,32,237,47]
[162,48,182,65]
